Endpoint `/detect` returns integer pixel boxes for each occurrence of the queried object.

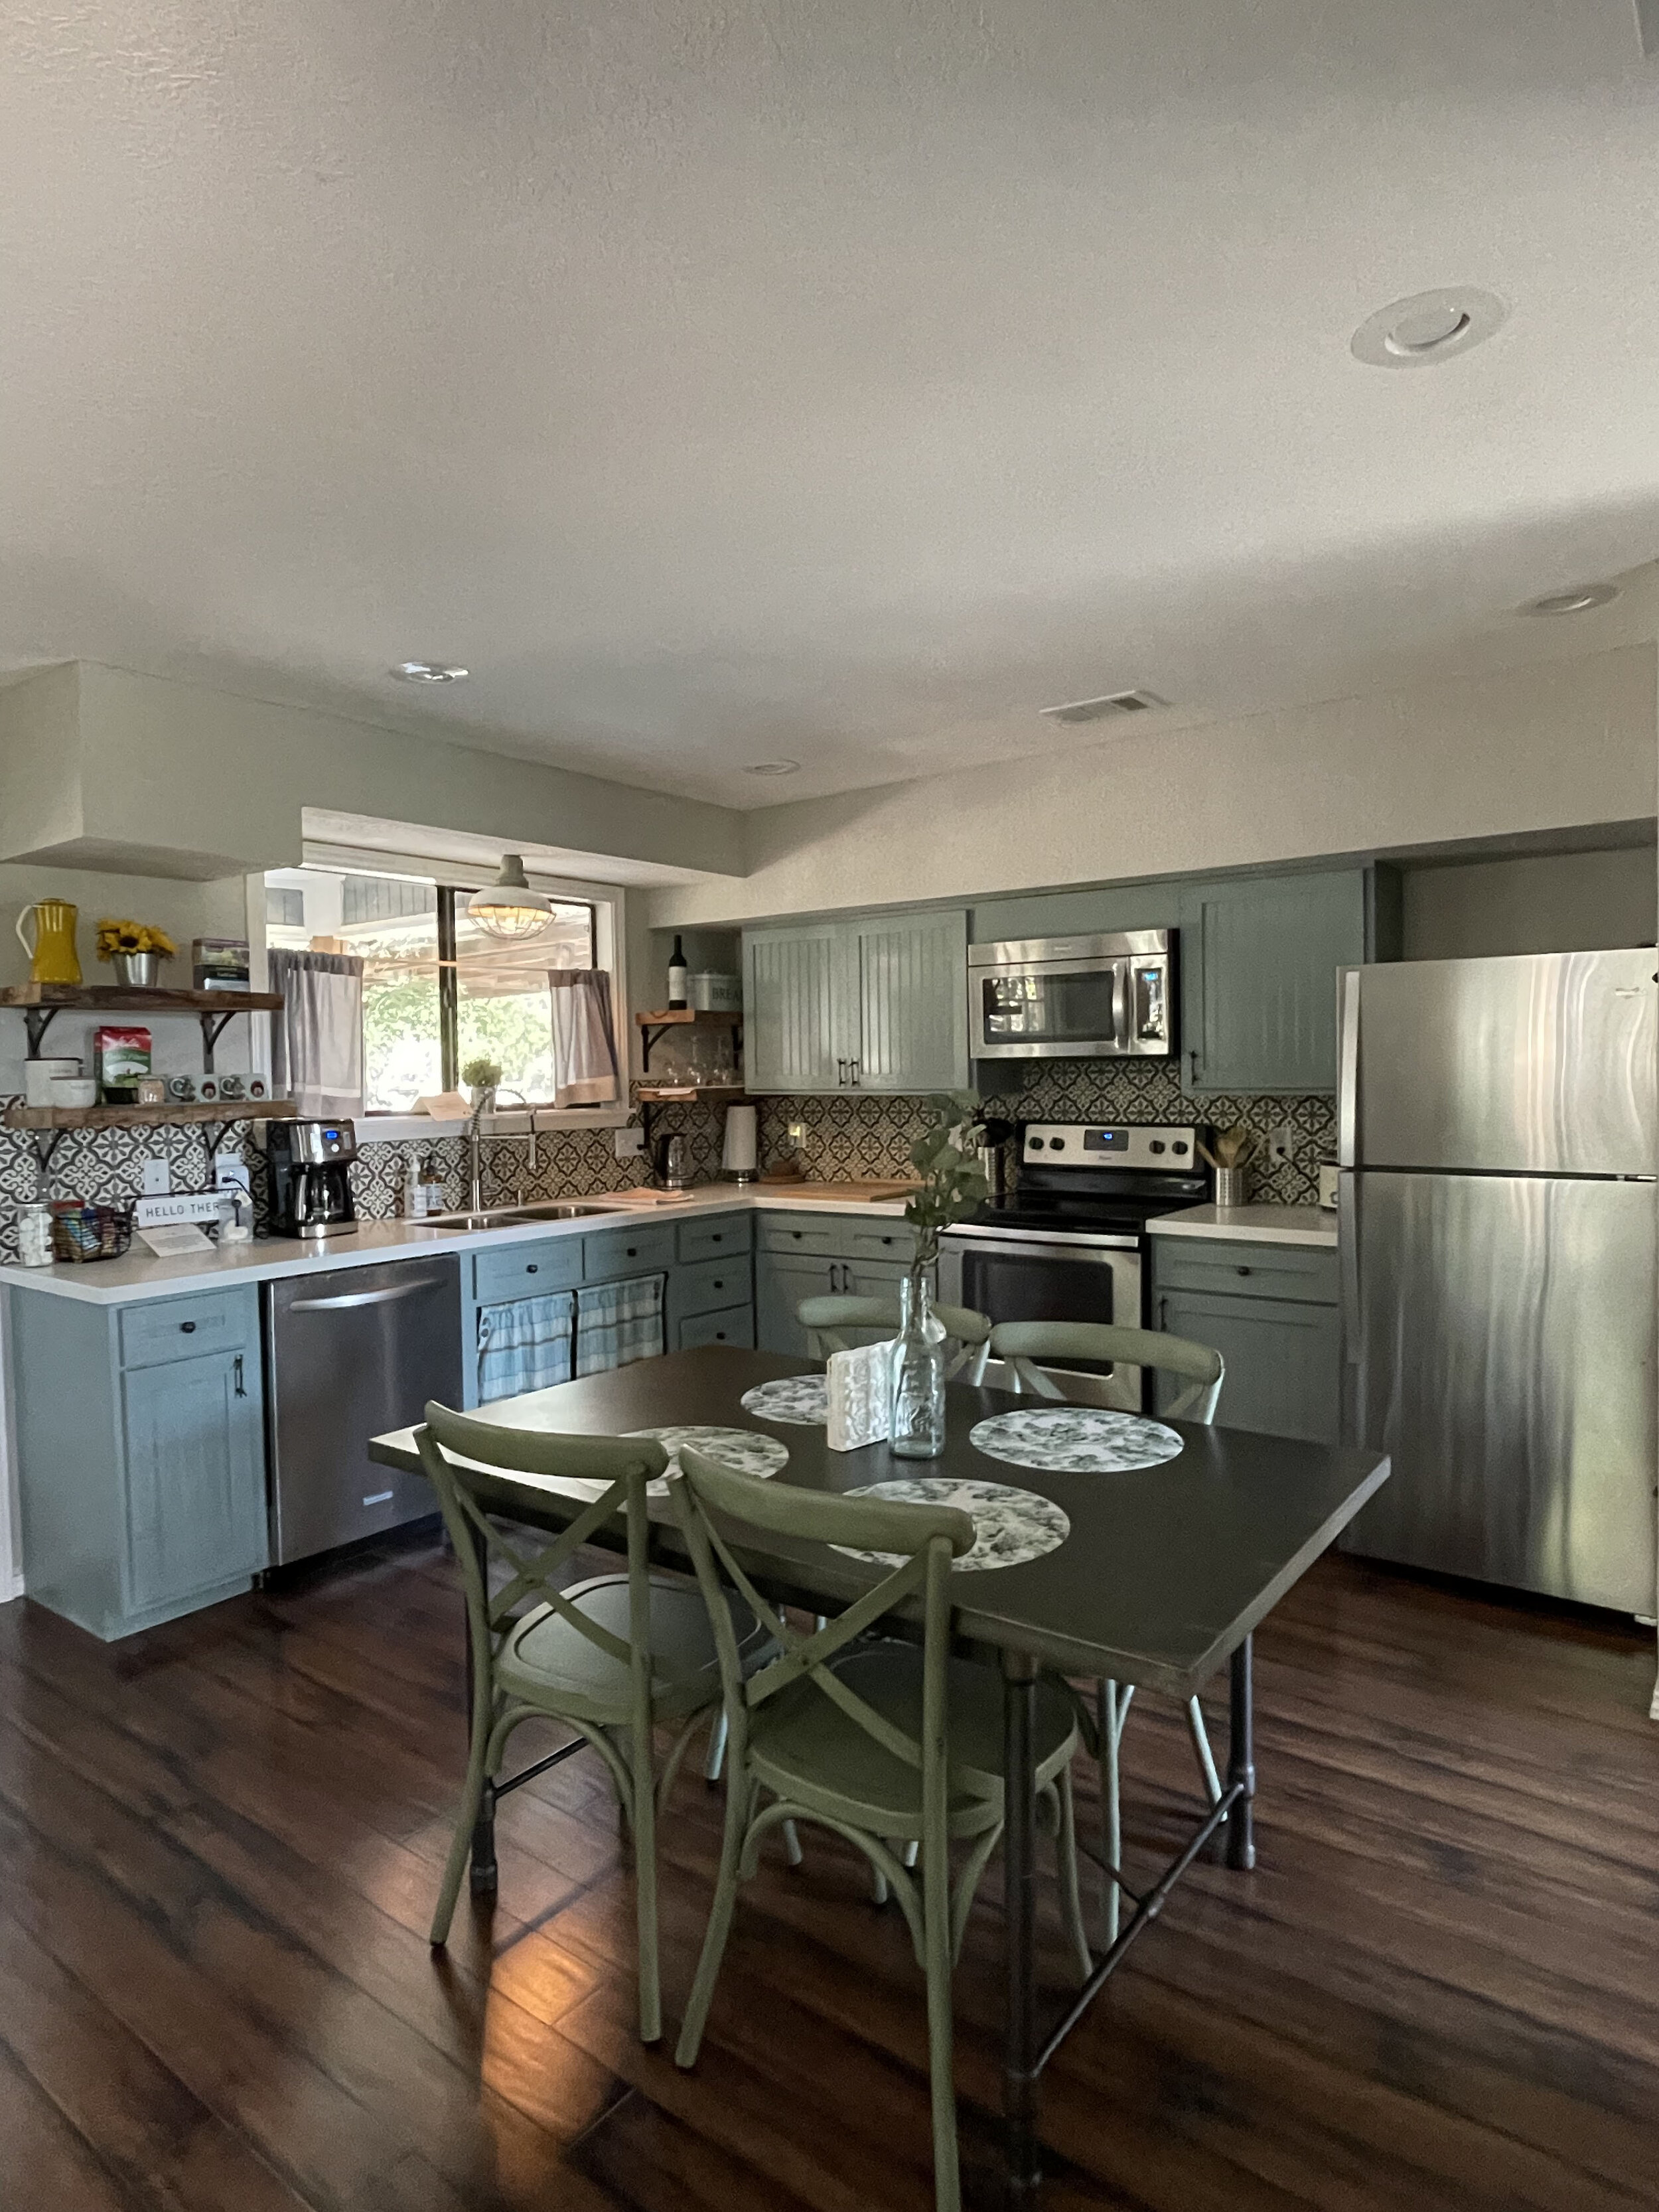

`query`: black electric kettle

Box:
[650,1132,691,1189]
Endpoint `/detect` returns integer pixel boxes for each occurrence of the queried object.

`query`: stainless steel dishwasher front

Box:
[262,1254,463,1565]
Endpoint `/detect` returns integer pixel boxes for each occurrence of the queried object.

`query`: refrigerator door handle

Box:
[1336,967,1360,1169]
[1340,1174,1360,1365]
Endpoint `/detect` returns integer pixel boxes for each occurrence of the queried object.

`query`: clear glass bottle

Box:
[890,1268,948,1460]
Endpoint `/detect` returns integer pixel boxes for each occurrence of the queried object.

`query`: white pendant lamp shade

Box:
[467,854,555,941]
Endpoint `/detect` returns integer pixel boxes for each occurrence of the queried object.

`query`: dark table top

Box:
[371,1347,1391,1697]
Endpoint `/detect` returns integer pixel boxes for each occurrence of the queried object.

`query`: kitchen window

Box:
[263,861,614,1115]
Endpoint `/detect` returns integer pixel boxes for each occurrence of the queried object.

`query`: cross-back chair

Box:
[986,1319,1228,1943]
[668,1443,1088,2212]
[796,1293,992,1382]
[415,1402,767,2042]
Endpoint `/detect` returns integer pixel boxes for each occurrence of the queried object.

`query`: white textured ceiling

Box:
[3,3,1658,810]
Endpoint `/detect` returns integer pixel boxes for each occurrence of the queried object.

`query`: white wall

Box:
[650,644,1658,927]
[1401,845,1658,960]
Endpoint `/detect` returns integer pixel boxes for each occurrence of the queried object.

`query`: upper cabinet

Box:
[744,911,968,1094]
[1181,867,1398,1094]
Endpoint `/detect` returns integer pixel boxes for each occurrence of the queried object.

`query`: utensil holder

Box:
[1214,1167,1249,1209]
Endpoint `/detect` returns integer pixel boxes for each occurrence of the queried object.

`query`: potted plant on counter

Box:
[893,1091,988,1459]
[96,920,178,988]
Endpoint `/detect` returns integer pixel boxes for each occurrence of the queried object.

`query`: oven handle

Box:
[943,1234,1137,1264]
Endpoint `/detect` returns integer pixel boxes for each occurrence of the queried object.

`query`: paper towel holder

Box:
[722,1102,759,1184]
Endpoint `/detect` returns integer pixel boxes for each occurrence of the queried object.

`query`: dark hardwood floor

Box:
[2,1531,1656,2211]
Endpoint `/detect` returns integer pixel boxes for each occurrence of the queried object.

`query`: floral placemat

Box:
[624,1425,789,1491]
[969,1406,1184,1474]
[835,1477,1070,1572]
[739,1375,830,1426]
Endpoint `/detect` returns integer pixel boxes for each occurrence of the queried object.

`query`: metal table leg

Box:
[1226,1634,1256,1873]
[462,1516,498,1894]
[1002,1648,1042,2199]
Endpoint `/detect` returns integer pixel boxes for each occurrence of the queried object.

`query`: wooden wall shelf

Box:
[0,984,283,1065]
[634,1007,741,1027]
[5,1098,295,1133]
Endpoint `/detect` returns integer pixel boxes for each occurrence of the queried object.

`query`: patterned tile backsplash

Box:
[0,1065,1329,1262]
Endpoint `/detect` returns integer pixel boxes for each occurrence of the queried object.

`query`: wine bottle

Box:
[667,935,688,1009]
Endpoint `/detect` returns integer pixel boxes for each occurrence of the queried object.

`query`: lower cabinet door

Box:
[1155,1290,1341,1445]
[755,1252,839,1355]
[676,1303,757,1352]
[121,1351,266,1614]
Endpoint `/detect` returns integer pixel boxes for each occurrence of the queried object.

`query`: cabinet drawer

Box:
[675,1253,754,1320]
[843,1223,917,1266]
[758,1217,845,1258]
[676,1303,757,1352]
[1153,1239,1338,1305]
[473,1238,583,1303]
[676,1213,755,1265]
[119,1290,256,1370]
[583,1222,677,1283]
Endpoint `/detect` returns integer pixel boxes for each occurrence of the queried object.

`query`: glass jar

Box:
[15,1203,54,1268]
[890,1268,948,1460]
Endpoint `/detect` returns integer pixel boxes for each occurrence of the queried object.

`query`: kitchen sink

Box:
[422,1201,624,1230]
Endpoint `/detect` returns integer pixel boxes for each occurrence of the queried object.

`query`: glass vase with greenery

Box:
[891,1092,988,1459]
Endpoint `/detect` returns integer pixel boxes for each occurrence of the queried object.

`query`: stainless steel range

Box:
[939,1122,1208,1409]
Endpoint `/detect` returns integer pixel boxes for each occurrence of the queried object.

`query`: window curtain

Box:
[476,1291,575,1403]
[549,968,620,1108]
[269,949,365,1120]
[575,1274,665,1376]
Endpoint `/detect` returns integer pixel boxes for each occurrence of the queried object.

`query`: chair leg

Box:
[1186,1694,1223,1808]
[676,1775,755,2069]
[630,1722,662,2045]
[1098,1678,1123,1950]
[1056,1764,1092,1982]
[703,1706,728,1783]
[431,1704,497,1947]
[920,1833,962,2212]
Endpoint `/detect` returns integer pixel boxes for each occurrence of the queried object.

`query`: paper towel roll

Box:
[722,1103,758,1176]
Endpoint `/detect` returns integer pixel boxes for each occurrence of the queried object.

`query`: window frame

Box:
[254,844,632,1136]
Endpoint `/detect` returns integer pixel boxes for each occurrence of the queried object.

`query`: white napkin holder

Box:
[826,1342,894,1452]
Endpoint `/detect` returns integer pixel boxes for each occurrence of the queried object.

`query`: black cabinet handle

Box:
[233,1354,246,1398]
[626,1245,638,1257]
[526,1264,539,1274]
[1235,1265,1252,1276]
[712,1279,725,1293]
[180,1320,196,1333]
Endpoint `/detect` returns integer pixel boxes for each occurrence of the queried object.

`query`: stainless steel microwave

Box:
[968,929,1177,1061]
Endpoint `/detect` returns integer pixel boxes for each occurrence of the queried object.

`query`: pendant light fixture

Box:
[467,854,555,941]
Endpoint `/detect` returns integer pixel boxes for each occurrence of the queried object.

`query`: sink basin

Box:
[422,1201,624,1230]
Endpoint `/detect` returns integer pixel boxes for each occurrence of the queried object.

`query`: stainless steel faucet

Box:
[468,1088,540,1212]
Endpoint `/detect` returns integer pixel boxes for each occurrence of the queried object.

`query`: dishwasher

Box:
[263,1255,463,1566]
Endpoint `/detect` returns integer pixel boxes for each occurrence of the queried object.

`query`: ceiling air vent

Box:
[1039,690,1169,726]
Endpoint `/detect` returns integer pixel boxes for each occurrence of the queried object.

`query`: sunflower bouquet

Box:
[96,920,178,962]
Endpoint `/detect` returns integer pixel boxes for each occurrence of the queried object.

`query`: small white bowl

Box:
[48,1078,98,1108]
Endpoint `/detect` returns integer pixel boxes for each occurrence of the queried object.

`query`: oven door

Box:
[939,1231,1145,1410]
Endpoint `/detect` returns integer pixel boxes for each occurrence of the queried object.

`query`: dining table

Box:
[370,1344,1391,2203]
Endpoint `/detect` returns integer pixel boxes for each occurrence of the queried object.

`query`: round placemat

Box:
[835,1477,1070,1573]
[969,1406,1184,1474]
[739,1375,829,1426]
[625,1426,789,1489]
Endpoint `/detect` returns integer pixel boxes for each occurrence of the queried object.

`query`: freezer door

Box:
[1348,950,1656,1175]
[1342,1169,1657,1612]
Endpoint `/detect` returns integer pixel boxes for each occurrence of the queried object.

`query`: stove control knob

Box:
[1149,1140,1166,1155]
[1173,1140,1189,1155]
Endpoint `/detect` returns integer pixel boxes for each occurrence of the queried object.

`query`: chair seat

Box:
[499,1573,764,1724]
[749,1645,1079,1839]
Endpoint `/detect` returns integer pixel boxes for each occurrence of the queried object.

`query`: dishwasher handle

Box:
[288,1276,453,1312]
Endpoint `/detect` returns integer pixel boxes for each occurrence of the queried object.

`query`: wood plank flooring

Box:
[1,1532,1656,2210]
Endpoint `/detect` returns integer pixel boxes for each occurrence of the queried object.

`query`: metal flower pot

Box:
[111,952,161,987]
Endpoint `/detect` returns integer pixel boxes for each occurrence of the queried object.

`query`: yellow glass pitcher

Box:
[15,900,82,986]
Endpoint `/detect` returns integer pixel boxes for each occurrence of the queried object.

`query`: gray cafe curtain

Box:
[549,968,620,1108]
[269,948,365,1120]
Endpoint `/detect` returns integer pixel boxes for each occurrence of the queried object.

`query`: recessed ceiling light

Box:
[1520,583,1621,617]
[391,660,469,683]
[743,759,800,776]
[1350,287,1507,369]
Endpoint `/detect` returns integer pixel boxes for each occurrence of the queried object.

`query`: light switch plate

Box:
[1267,1124,1295,1167]
[140,1157,172,1195]
[786,1122,808,1145]
[614,1126,644,1159]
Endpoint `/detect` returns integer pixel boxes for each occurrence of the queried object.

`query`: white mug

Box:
[25,1057,78,1106]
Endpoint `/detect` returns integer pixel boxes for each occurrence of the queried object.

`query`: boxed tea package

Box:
[192,936,251,990]
[94,1025,152,1102]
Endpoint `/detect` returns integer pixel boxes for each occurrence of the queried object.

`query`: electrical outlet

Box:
[1267,1124,1295,1167]
[140,1157,172,1196]
[786,1122,808,1145]
[613,1126,644,1159]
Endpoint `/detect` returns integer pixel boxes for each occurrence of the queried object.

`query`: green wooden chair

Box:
[796,1293,993,1382]
[987,1320,1228,1944]
[668,1443,1088,2212]
[414,1402,768,2043]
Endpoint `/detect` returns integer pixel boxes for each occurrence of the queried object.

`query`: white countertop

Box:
[0,1185,911,1306]
[1149,1203,1337,1249]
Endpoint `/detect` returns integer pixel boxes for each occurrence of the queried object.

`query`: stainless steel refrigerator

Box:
[1339,948,1658,1615]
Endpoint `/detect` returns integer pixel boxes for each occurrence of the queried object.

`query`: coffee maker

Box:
[267,1118,360,1238]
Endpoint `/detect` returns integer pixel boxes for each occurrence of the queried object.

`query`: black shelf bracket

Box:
[27,1127,69,1175]
[23,1006,60,1057]
[198,1011,242,1073]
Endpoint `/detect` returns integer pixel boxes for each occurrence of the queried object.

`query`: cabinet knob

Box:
[1235,1265,1252,1276]
[180,1321,196,1333]
[526,1264,538,1274]
[626,1245,638,1257]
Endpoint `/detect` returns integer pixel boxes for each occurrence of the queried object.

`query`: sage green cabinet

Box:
[10,1283,267,1642]
[755,1251,840,1355]
[743,911,968,1094]
[1180,867,1396,1095]
[1150,1236,1340,1446]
